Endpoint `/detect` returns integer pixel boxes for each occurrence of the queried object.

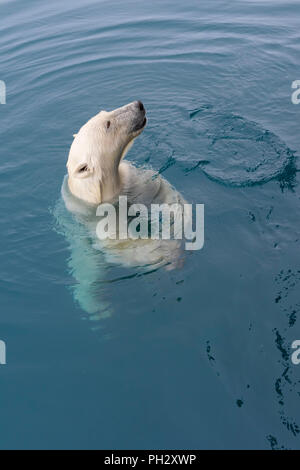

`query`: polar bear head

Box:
[67,101,146,204]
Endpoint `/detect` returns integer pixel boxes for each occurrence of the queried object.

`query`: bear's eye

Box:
[78,164,88,173]
[106,120,111,129]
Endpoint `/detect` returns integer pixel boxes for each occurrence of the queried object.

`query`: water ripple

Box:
[189,106,297,187]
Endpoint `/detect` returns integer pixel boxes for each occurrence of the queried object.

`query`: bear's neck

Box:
[101,169,122,202]
[101,161,133,203]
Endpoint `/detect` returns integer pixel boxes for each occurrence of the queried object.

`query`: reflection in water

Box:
[53,174,187,318]
[53,196,111,319]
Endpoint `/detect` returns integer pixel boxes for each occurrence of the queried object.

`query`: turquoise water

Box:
[1,0,300,449]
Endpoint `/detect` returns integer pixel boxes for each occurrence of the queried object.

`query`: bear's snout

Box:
[130,101,146,133]
[137,100,144,112]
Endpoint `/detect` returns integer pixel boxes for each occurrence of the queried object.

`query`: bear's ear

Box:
[74,163,94,178]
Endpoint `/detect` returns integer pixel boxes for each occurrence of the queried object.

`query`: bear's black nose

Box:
[137,100,144,112]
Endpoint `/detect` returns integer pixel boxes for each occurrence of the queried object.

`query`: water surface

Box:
[0,0,300,449]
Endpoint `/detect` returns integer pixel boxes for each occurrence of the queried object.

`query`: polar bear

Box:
[67,101,147,205]
[65,101,184,208]
[63,101,188,263]
[55,101,189,315]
